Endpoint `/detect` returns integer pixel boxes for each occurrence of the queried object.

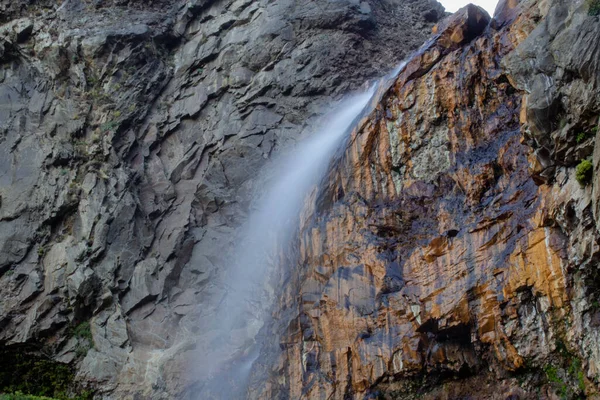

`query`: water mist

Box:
[190,57,414,398]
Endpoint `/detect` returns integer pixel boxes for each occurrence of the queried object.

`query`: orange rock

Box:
[255,1,595,398]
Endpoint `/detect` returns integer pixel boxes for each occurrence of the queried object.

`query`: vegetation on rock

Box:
[575,159,593,185]
[0,392,59,400]
[72,322,92,342]
[0,349,90,400]
[575,126,597,143]
[0,393,90,400]
[539,339,588,399]
[588,0,600,15]
[70,322,93,358]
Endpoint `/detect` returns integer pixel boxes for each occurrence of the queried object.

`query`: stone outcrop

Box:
[256,0,600,398]
[0,0,446,398]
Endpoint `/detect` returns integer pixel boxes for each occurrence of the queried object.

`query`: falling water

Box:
[191,59,413,398]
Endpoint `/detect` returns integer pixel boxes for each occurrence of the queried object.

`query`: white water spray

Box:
[191,58,413,398]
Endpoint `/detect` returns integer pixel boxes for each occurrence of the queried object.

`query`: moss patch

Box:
[537,339,588,399]
[0,393,59,400]
[587,0,600,16]
[568,358,586,392]
[69,322,93,358]
[0,348,91,400]
[72,323,91,342]
[576,126,598,143]
[575,159,593,186]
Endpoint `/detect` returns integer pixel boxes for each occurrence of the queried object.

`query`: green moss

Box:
[576,126,598,143]
[588,0,600,16]
[575,159,593,185]
[37,246,47,258]
[0,349,91,400]
[0,393,91,400]
[543,364,561,383]
[99,121,118,134]
[576,132,589,143]
[578,370,585,391]
[543,364,570,399]
[70,322,93,358]
[567,358,586,392]
[85,74,99,89]
[73,348,86,359]
[72,323,91,342]
[0,392,59,399]
[541,351,587,399]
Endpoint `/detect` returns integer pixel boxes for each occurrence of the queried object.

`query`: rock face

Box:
[0,0,446,398]
[2,0,600,398]
[256,0,600,399]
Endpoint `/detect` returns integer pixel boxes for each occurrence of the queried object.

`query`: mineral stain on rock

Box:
[252,1,600,399]
[0,0,599,399]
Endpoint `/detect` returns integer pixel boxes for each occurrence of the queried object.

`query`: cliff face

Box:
[258,0,600,398]
[0,0,445,398]
[2,0,600,398]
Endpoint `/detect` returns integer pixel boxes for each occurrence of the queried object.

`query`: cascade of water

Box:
[190,55,423,398]
[189,87,376,398]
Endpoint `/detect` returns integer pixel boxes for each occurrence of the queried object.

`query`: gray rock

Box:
[0,0,445,397]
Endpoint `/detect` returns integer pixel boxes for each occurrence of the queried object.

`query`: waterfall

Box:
[191,60,411,398]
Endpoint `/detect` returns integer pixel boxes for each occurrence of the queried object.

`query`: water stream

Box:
[192,55,420,398]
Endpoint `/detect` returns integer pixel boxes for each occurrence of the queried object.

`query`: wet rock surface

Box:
[0,0,446,398]
[257,0,600,399]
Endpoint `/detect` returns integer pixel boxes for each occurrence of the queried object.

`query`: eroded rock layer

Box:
[258,0,600,398]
